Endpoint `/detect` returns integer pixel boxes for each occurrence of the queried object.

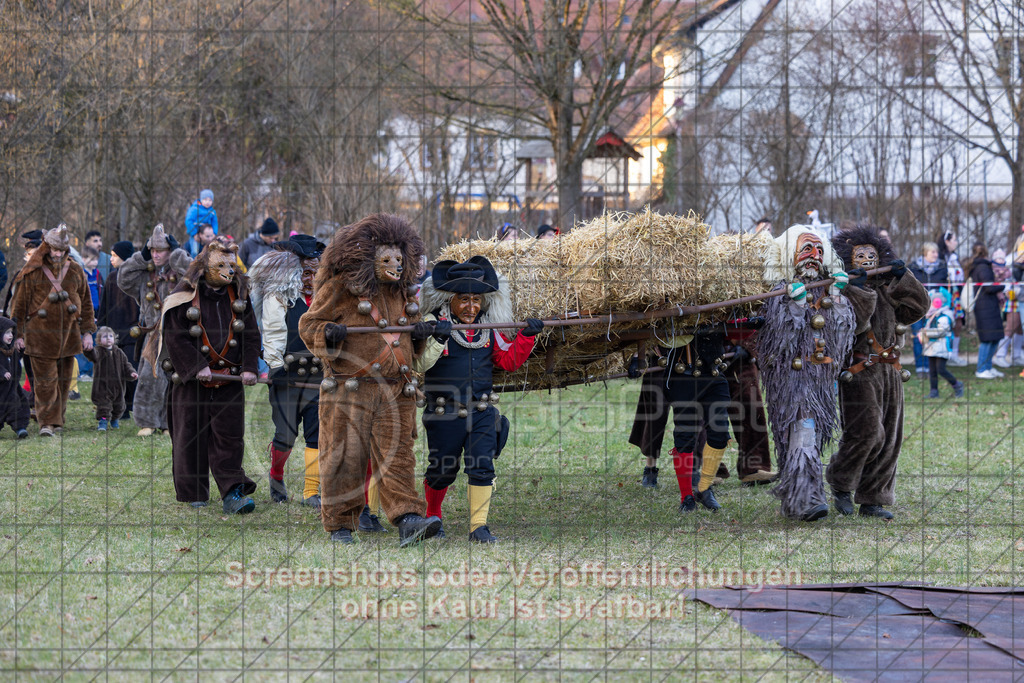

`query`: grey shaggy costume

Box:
[759,287,855,518]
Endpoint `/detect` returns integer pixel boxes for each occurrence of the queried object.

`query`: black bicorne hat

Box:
[273,234,325,260]
[432,255,499,293]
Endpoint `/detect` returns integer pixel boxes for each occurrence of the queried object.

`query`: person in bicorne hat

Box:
[414,255,544,543]
[247,234,326,511]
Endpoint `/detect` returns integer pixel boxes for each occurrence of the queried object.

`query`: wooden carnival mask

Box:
[205,248,237,288]
[851,244,878,270]
[374,245,404,283]
[793,232,824,279]
[300,257,319,297]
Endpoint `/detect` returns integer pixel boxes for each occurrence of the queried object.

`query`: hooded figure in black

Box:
[827,227,929,519]
[0,316,30,437]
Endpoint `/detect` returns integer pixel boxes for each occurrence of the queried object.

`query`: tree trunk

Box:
[1011,157,1023,248]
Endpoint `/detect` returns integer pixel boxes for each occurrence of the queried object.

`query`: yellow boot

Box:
[695,443,727,512]
[301,447,321,510]
[468,484,497,543]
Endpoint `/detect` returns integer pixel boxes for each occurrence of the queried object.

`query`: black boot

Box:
[358,505,388,533]
[694,487,721,512]
[397,514,443,547]
[269,476,288,504]
[859,504,894,520]
[801,504,829,522]
[640,466,659,488]
[329,528,355,544]
[832,490,854,516]
[679,495,696,513]
[469,525,498,544]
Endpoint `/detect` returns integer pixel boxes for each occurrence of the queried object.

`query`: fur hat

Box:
[43,223,70,251]
[762,224,843,284]
[147,223,170,250]
[831,226,895,271]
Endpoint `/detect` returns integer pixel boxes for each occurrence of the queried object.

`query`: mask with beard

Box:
[374,246,403,284]
[793,233,825,280]
[300,257,319,298]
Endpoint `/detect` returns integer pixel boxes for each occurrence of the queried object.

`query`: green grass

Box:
[1,363,1022,681]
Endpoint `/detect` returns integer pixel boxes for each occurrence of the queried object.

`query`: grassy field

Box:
[1,360,1022,681]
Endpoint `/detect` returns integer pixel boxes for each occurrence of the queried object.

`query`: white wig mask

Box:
[762,224,843,284]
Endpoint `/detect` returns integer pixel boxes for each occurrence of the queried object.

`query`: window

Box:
[995,37,1024,80]
[899,33,938,82]
[466,133,497,171]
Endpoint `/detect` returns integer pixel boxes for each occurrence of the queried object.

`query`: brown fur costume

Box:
[160,238,259,503]
[826,227,929,508]
[299,214,427,534]
[10,235,97,428]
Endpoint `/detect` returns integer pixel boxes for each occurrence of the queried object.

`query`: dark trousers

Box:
[423,404,500,489]
[726,362,772,477]
[665,371,731,453]
[168,380,255,503]
[928,357,957,391]
[122,342,137,417]
[269,381,320,450]
[30,356,75,427]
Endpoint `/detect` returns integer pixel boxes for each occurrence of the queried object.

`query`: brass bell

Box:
[819,296,833,309]
[881,351,889,359]
[231,300,246,314]
[299,357,308,366]
[146,281,154,289]
[436,397,447,406]
[692,369,701,377]
[67,304,78,314]
[814,351,825,362]
[36,309,47,319]
[811,314,826,330]
[168,275,177,283]
[378,319,389,329]
[895,323,909,335]
[658,357,669,367]
[403,383,416,397]
[476,402,487,411]
[695,359,703,367]
[711,369,719,377]
[130,326,142,338]
[344,378,360,392]
[839,371,854,383]
[398,317,408,325]
[59,291,69,301]
[434,406,445,416]
[310,366,320,374]
[161,359,174,372]
[490,394,499,404]
[145,292,155,302]
[170,372,182,384]
[399,364,409,375]
[816,338,827,349]
[311,357,321,365]
[405,302,420,316]
[48,291,59,303]
[186,307,200,321]
[228,339,237,348]
[200,345,210,355]
[458,408,469,419]
[357,300,373,315]
[480,392,490,403]
[146,262,155,272]
[297,368,307,377]
[410,377,419,387]
[392,340,401,347]
[232,320,245,333]
[792,357,804,370]
[189,325,203,338]
[284,354,295,365]
[153,302,160,310]
[321,377,339,393]
[900,368,912,382]
[217,359,226,367]
[371,362,381,372]
[674,363,687,374]
[416,397,427,408]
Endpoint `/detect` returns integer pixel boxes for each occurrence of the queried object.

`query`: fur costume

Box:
[117,224,193,430]
[160,238,260,503]
[298,214,429,535]
[757,226,855,520]
[826,227,929,509]
[10,231,97,428]
[85,338,136,422]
